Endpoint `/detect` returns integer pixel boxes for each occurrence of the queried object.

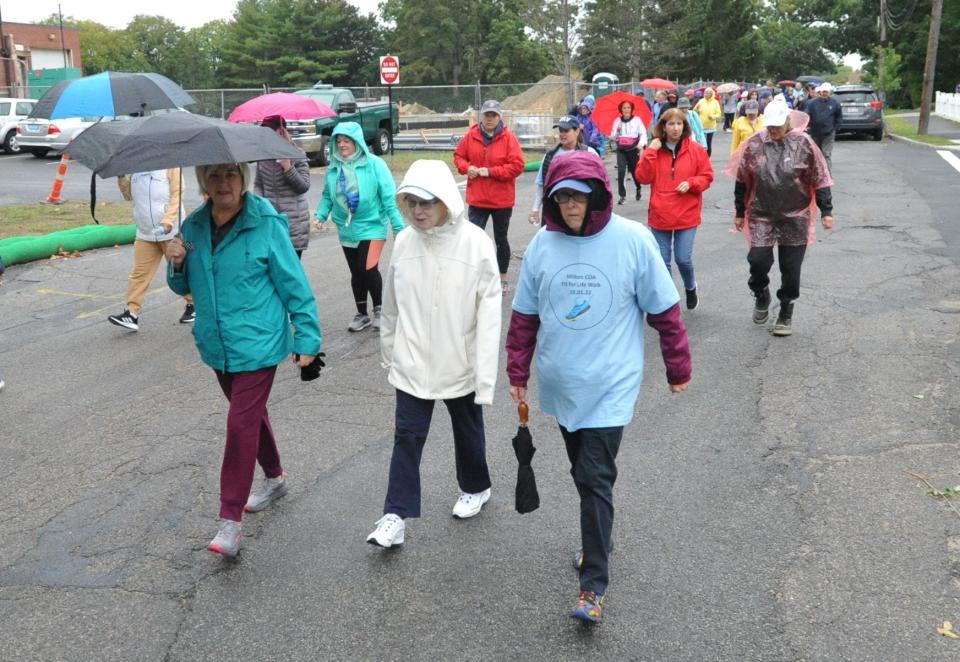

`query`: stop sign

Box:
[380,55,400,86]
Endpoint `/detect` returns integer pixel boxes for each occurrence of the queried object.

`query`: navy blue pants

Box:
[560,425,624,595]
[383,389,491,519]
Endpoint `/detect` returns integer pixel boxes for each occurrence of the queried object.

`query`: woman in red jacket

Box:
[635,108,714,310]
[454,100,525,293]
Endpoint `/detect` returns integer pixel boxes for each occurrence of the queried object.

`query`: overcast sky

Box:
[3,0,382,29]
[4,0,862,69]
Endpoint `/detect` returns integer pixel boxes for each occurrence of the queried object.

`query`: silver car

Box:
[16,116,99,158]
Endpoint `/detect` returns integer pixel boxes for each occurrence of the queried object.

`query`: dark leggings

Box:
[468,206,511,276]
[616,147,641,199]
[342,240,384,316]
[705,131,714,157]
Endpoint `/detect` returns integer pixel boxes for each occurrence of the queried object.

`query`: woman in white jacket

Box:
[367,159,503,549]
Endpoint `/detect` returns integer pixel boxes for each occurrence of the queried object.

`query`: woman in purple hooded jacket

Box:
[505,151,692,623]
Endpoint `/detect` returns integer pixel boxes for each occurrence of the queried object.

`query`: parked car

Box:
[286,83,399,166]
[0,98,38,154]
[833,84,885,141]
[16,116,99,158]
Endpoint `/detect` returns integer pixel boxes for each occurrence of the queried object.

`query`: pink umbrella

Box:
[228,92,335,123]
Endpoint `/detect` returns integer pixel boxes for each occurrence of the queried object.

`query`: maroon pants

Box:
[215,365,282,521]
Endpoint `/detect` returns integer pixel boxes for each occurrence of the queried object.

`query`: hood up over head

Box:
[541,151,611,237]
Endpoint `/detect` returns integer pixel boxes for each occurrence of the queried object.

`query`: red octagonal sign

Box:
[380,55,400,86]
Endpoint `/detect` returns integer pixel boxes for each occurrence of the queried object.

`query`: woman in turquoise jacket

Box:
[315,122,405,332]
[167,162,322,558]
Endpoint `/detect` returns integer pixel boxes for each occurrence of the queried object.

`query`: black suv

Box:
[833,84,884,141]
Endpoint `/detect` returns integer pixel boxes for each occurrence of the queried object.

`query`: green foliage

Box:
[219,0,383,88]
[862,46,903,98]
[76,21,148,75]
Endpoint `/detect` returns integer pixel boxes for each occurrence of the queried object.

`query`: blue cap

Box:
[548,178,592,197]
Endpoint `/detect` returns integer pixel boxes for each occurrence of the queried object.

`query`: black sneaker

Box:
[179,304,196,324]
[772,302,794,337]
[685,287,698,310]
[108,309,139,331]
[635,188,642,200]
[752,288,770,325]
[617,196,625,205]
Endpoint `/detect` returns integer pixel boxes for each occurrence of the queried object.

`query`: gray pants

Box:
[812,132,835,172]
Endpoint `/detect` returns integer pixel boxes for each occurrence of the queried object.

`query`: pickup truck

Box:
[288,83,399,166]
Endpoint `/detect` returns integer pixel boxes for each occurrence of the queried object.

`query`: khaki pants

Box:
[127,239,192,316]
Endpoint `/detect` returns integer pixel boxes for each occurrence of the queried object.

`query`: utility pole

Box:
[878,0,886,95]
[917,0,943,135]
[58,4,68,72]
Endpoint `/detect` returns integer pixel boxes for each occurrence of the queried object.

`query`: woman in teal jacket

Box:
[314,122,405,333]
[167,162,322,558]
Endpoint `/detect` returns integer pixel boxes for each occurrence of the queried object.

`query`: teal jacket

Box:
[168,193,322,373]
[314,122,405,243]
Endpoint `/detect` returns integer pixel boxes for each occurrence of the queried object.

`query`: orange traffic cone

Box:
[45,153,70,204]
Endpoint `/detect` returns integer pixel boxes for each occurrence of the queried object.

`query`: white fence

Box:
[935,92,960,123]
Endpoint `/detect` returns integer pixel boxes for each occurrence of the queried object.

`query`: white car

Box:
[0,98,38,154]
[16,115,99,158]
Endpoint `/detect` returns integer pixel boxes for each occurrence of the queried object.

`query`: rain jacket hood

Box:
[395,159,465,236]
[329,121,370,164]
[541,151,612,237]
[579,95,596,112]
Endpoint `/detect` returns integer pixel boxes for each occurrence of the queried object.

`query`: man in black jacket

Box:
[804,83,843,172]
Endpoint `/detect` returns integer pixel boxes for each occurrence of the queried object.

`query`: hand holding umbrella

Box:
[512,400,540,514]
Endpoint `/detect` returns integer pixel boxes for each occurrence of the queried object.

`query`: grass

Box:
[0,200,133,240]
[884,115,957,146]
[1,152,472,239]
[309,150,458,179]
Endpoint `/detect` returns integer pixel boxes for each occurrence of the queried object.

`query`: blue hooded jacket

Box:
[577,95,601,149]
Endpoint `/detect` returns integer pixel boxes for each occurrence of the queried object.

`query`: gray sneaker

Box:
[372,305,382,331]
[244,472,289,513]
[348,313,372,332]
[207,519,241,557]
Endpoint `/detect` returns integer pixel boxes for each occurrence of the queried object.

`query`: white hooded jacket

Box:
[380,160,502,404]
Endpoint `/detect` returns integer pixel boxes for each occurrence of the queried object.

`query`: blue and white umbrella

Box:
[29,71,194,120]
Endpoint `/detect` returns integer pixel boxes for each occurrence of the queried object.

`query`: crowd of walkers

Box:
[94,81,837,626]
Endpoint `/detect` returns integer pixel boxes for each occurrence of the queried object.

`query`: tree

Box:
[75,21,148,75]
[125,15,189,83]
[523,0,582,106]
[219,0,382,88]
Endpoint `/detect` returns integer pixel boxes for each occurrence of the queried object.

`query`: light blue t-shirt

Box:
[512,215,680,431]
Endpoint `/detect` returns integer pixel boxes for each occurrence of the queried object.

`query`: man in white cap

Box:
[804,82,842,171]
[732,99,835,337]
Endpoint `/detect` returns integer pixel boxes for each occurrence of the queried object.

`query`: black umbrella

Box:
[29,71,194,120]
[512,400,540,514]
[65,111,305,178]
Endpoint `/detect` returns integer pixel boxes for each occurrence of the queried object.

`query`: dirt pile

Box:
[399,101,435,115]
[502,75,589,117]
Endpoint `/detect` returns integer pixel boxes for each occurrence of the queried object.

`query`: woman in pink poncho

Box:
[725,99,835,337]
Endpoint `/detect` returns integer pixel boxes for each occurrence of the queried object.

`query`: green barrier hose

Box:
[0,224,136,267]
[524,160,542,172]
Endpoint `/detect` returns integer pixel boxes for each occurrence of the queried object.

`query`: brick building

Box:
[0,21,82,96]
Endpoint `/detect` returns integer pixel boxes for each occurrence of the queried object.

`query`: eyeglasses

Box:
[553,190,589,204]
[404,197,437,210]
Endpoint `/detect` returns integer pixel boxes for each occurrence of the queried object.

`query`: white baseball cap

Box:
[816,82,833,93]
[763,100,790,127]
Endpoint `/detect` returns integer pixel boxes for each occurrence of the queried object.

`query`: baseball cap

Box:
[480,99,502,116]
[743,100,760,114]
[554,115,580,129]
[396,184,437,201]
[763,100,790,126]
[816,82,833,93]
[548,178,592,197]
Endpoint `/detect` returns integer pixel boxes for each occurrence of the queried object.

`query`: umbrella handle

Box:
[518,400,529,425]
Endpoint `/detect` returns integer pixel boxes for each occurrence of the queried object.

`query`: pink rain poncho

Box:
[723,110,833,247]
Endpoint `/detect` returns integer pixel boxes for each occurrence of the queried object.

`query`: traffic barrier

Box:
[0,224,136,267]
[45,153,71,204]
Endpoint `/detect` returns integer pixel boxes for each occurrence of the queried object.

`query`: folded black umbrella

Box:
[512,401,540,514]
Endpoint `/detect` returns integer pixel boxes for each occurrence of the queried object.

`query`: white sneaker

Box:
[367,513,404,548]
[452,487,491,519]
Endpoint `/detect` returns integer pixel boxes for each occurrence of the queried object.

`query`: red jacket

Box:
[454,124,525,208]
[634,137,714,231]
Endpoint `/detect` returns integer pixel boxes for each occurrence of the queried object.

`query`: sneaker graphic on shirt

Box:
[565,299,591,321]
